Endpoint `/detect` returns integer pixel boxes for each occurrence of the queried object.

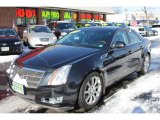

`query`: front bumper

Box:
[7,75,76,111]
[28,39,56,48]
[0,44,23,54]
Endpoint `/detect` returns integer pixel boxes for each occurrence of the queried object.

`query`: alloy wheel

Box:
[84,76,102,105]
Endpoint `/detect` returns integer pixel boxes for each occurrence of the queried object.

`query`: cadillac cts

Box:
[7,27,151,111]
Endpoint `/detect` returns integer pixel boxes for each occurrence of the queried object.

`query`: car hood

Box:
[16,45,101,69]
[28,33,55,38]
[0,35,20,42]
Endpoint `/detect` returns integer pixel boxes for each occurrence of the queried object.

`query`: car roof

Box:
[0,27,14,29]
[79,26,122,31]
[50,21,71,23]
[28,25,47,27]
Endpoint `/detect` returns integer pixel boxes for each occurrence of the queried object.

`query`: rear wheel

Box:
[139,54,150,75]
[78,72,103,111]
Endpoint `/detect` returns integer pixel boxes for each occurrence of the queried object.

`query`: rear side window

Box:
[128,30,141,44]
[111,30,129,46]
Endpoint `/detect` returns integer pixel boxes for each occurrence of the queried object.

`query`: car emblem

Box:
[2,43,7,46]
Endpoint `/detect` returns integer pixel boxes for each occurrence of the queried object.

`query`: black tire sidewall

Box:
[78,72,103,110]
[140,54,150,75]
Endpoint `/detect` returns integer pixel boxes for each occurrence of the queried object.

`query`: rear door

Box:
[125,29,143,73]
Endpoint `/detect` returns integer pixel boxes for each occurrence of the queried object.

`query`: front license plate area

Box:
[1,47,9,51]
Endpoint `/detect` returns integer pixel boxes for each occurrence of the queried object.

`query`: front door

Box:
[104,30,130,84]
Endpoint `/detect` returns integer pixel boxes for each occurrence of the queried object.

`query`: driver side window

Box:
[111,30,129,47]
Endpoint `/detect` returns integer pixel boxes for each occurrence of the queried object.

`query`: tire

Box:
[27,40,34,49]
[23,40,27,47]
[78,72,103,111]
[139,54,151,75]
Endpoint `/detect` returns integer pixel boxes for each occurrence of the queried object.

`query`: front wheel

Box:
[139,54,151,75]
[78,72,103,111]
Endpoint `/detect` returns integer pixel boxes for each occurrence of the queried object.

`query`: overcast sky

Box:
[122,7,160,14]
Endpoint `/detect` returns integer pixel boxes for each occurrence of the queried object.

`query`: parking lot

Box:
[0,35,160,113]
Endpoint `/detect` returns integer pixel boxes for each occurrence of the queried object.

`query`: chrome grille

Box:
[10,65,45,88]
[40,38,50,42]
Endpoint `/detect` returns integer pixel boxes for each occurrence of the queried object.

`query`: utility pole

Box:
[125,8,128,21]
[144,7,149,25]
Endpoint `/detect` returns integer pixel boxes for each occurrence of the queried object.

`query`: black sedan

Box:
[0,27,23,54]
[7,27,151,111]
[144,26,158,37]
[48,21,77,39]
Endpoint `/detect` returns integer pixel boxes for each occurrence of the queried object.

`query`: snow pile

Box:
[0,96,40,113]
[0,55,19,64]
[0,46,31,64]
[94,71,160,113]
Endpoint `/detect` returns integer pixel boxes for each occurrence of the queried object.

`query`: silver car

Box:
[23,25,57,48]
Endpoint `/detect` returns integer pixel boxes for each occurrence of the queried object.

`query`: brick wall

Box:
[0,7,16,27]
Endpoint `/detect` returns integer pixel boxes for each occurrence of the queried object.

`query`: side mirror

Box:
[112,41,126,49]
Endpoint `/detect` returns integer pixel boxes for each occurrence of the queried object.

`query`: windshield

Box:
[57,29,114,49]
[0,28,17,36]
[29,26,52,33]
[58,23,76,30]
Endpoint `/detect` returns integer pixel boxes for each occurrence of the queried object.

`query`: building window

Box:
[16,8,37,26]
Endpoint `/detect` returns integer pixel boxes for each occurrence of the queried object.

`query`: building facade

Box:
[0,7,114,37]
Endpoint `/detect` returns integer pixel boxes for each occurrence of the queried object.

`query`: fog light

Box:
[41,96,63,104]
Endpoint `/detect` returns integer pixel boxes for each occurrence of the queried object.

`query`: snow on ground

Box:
[0,96,40,113]
[94,36,160,113]
[0,45,31,64]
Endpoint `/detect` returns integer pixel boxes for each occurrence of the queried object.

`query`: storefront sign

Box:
[72,12,77,21]
[94,14,99,21]
[80,13,86,20]
[64,12,71,20]
[86,13,92,21]
[16,8,36,18]
[42,10,59,20]
[99,14,103,21]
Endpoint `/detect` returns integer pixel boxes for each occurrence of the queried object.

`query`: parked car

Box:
[94,22,116,26]
[23,25,57,48]
[151,24,160,35]
[144,26,158,36]
[130,26,146,37]
[76,22,98,28]
[0,27,23,54]
[7,27,151,111]
[48,21,77,39]
[115,22,128,28]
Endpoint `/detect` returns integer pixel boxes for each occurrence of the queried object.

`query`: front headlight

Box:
[50,37,57,41]
[6,56,19,74]
[31,37,39,41]
[47,65,72,86]
[61,32,67,36]
[14,41,22,45]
